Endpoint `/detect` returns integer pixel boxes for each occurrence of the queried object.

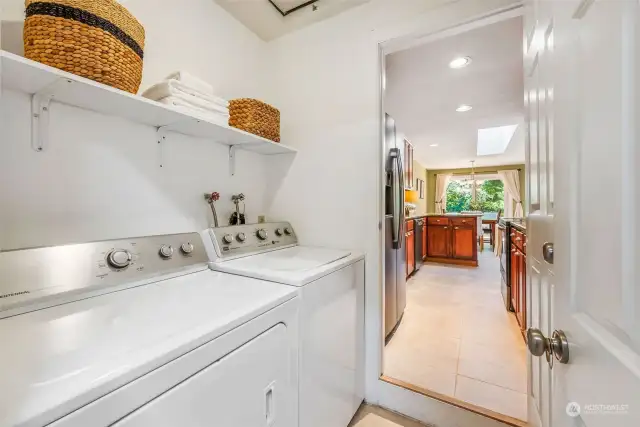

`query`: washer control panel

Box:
[0,232,209,318]
[207,222,298,260]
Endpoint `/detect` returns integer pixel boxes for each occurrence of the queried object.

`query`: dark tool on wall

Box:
[204,192,220,227]
[229,193,246,225]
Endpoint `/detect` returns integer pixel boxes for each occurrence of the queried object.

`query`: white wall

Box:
[264,0,520,425]
[0,0,277,249]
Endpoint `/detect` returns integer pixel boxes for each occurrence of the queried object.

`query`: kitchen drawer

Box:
[427,217,448,226]
[450,217,475,228]
[406,219,414,231]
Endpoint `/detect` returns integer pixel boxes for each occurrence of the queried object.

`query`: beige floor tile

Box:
[454,376,528,421]
[384,357,457,395]
[384,248,528,420]
[349,405,426,427]
[457,357,527,393]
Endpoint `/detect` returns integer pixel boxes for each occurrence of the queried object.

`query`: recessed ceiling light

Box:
[429,144,439,147]
[456,104,473,112]
[449,56,472,69]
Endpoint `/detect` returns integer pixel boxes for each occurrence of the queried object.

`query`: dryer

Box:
[202,222,365,427]
[0,233,299,427]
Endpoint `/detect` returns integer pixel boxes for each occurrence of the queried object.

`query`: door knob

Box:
[542,242,554,264]
[527,328,570,366]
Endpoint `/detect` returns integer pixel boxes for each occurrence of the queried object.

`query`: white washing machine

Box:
[0,232,299,427]
[202,222,365,427]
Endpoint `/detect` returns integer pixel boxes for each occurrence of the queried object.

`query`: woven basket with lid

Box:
[23,0,145,94]
[229,99,280,143]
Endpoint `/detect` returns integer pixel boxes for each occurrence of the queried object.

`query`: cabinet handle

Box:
[444,226,448,229]
[454,227,459,229]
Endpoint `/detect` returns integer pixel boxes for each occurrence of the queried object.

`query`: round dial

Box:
[284,227,293,236]
[236,232,247,242]
[222,234,234,244]
[275,228,283,236]
[107,249,132,269]
[181,242,194,254]
[159,245,174,259]
[256,229,268,240]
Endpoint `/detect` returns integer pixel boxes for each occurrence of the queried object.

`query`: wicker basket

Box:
[229,99,280,143]
[23,0,145,94]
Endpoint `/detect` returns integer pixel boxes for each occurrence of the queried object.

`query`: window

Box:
[446,178,504,213]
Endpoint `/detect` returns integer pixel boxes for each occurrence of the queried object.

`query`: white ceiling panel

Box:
[214,0,370,41]
[385,16,525,170]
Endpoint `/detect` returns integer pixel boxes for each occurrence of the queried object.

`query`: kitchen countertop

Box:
[406,213,485,220]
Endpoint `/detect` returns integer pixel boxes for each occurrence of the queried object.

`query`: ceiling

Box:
[385,16,525,170]
[213,0,370,41]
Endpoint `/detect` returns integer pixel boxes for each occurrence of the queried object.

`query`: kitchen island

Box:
[423,213,482,267]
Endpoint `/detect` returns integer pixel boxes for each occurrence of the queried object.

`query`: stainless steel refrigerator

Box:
[384,113,407,338]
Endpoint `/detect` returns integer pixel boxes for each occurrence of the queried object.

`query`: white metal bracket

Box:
[31,78,73,152]
[229,145,238,176]
[156,126,169,168]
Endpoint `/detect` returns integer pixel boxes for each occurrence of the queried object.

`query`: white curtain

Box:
[504,191,513,218]
[434,174,451,213]
[499,170,523,217]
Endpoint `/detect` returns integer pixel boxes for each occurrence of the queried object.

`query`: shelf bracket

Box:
[156,126,169,168]
[30,78,73,152]
[229,145,238,176]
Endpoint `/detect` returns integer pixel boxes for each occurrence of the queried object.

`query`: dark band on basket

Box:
[25,2,144,59]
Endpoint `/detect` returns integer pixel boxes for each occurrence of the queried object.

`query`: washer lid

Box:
[0,270,296,427]
[211,246,363,286]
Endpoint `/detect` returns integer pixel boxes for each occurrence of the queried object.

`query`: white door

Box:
[525,1,640,427]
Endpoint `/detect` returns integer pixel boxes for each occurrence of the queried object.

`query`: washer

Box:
[0,233,299,427]
[202,222,365,427]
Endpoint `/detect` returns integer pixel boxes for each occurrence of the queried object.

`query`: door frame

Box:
[374,2,528,426]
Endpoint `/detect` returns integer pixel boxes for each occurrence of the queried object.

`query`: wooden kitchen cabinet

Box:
[425,216,478,267]
[406,223,415,278]
[426,225,449,258]
[404,139,414,189]
[452,224,475,259]
[510,230,527,332]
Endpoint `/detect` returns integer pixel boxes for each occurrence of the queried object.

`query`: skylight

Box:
[477,125,518,156]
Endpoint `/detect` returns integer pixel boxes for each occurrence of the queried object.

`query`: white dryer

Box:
[0,233,299,427]
[202,222,365,427]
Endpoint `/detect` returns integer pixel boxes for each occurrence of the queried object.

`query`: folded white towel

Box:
[159,97,229,126]
[142,80,229,108]
[165,71,214,96]
[157,92,229,116]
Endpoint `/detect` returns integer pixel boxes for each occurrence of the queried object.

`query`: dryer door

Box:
[113,324,291,427]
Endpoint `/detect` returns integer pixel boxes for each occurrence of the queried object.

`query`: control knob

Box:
[236,232,247,242]
[222,234,234,244]
[275,228,283,236]
[284,227,293,236]
[181,242,194,254]
[107,249,132,269]
[159,245,174,259]
[256,229,268,240]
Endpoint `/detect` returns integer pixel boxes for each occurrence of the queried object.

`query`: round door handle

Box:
[527,328,570,365]
[527,328,548,357]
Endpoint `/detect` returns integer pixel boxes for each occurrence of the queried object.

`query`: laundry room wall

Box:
[263,0,520,425]
[0,0,282,250]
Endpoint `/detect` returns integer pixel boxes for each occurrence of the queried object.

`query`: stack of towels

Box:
[142,72,229,126]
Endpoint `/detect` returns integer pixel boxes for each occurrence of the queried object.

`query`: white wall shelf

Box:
[0,50,295,173]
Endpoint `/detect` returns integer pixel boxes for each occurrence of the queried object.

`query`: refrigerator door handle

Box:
[390,147,404,249]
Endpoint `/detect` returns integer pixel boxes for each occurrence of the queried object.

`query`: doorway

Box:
[380,11,528,425]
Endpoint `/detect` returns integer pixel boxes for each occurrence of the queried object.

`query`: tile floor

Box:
[349,405,426,427]
[383,249,528,421]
